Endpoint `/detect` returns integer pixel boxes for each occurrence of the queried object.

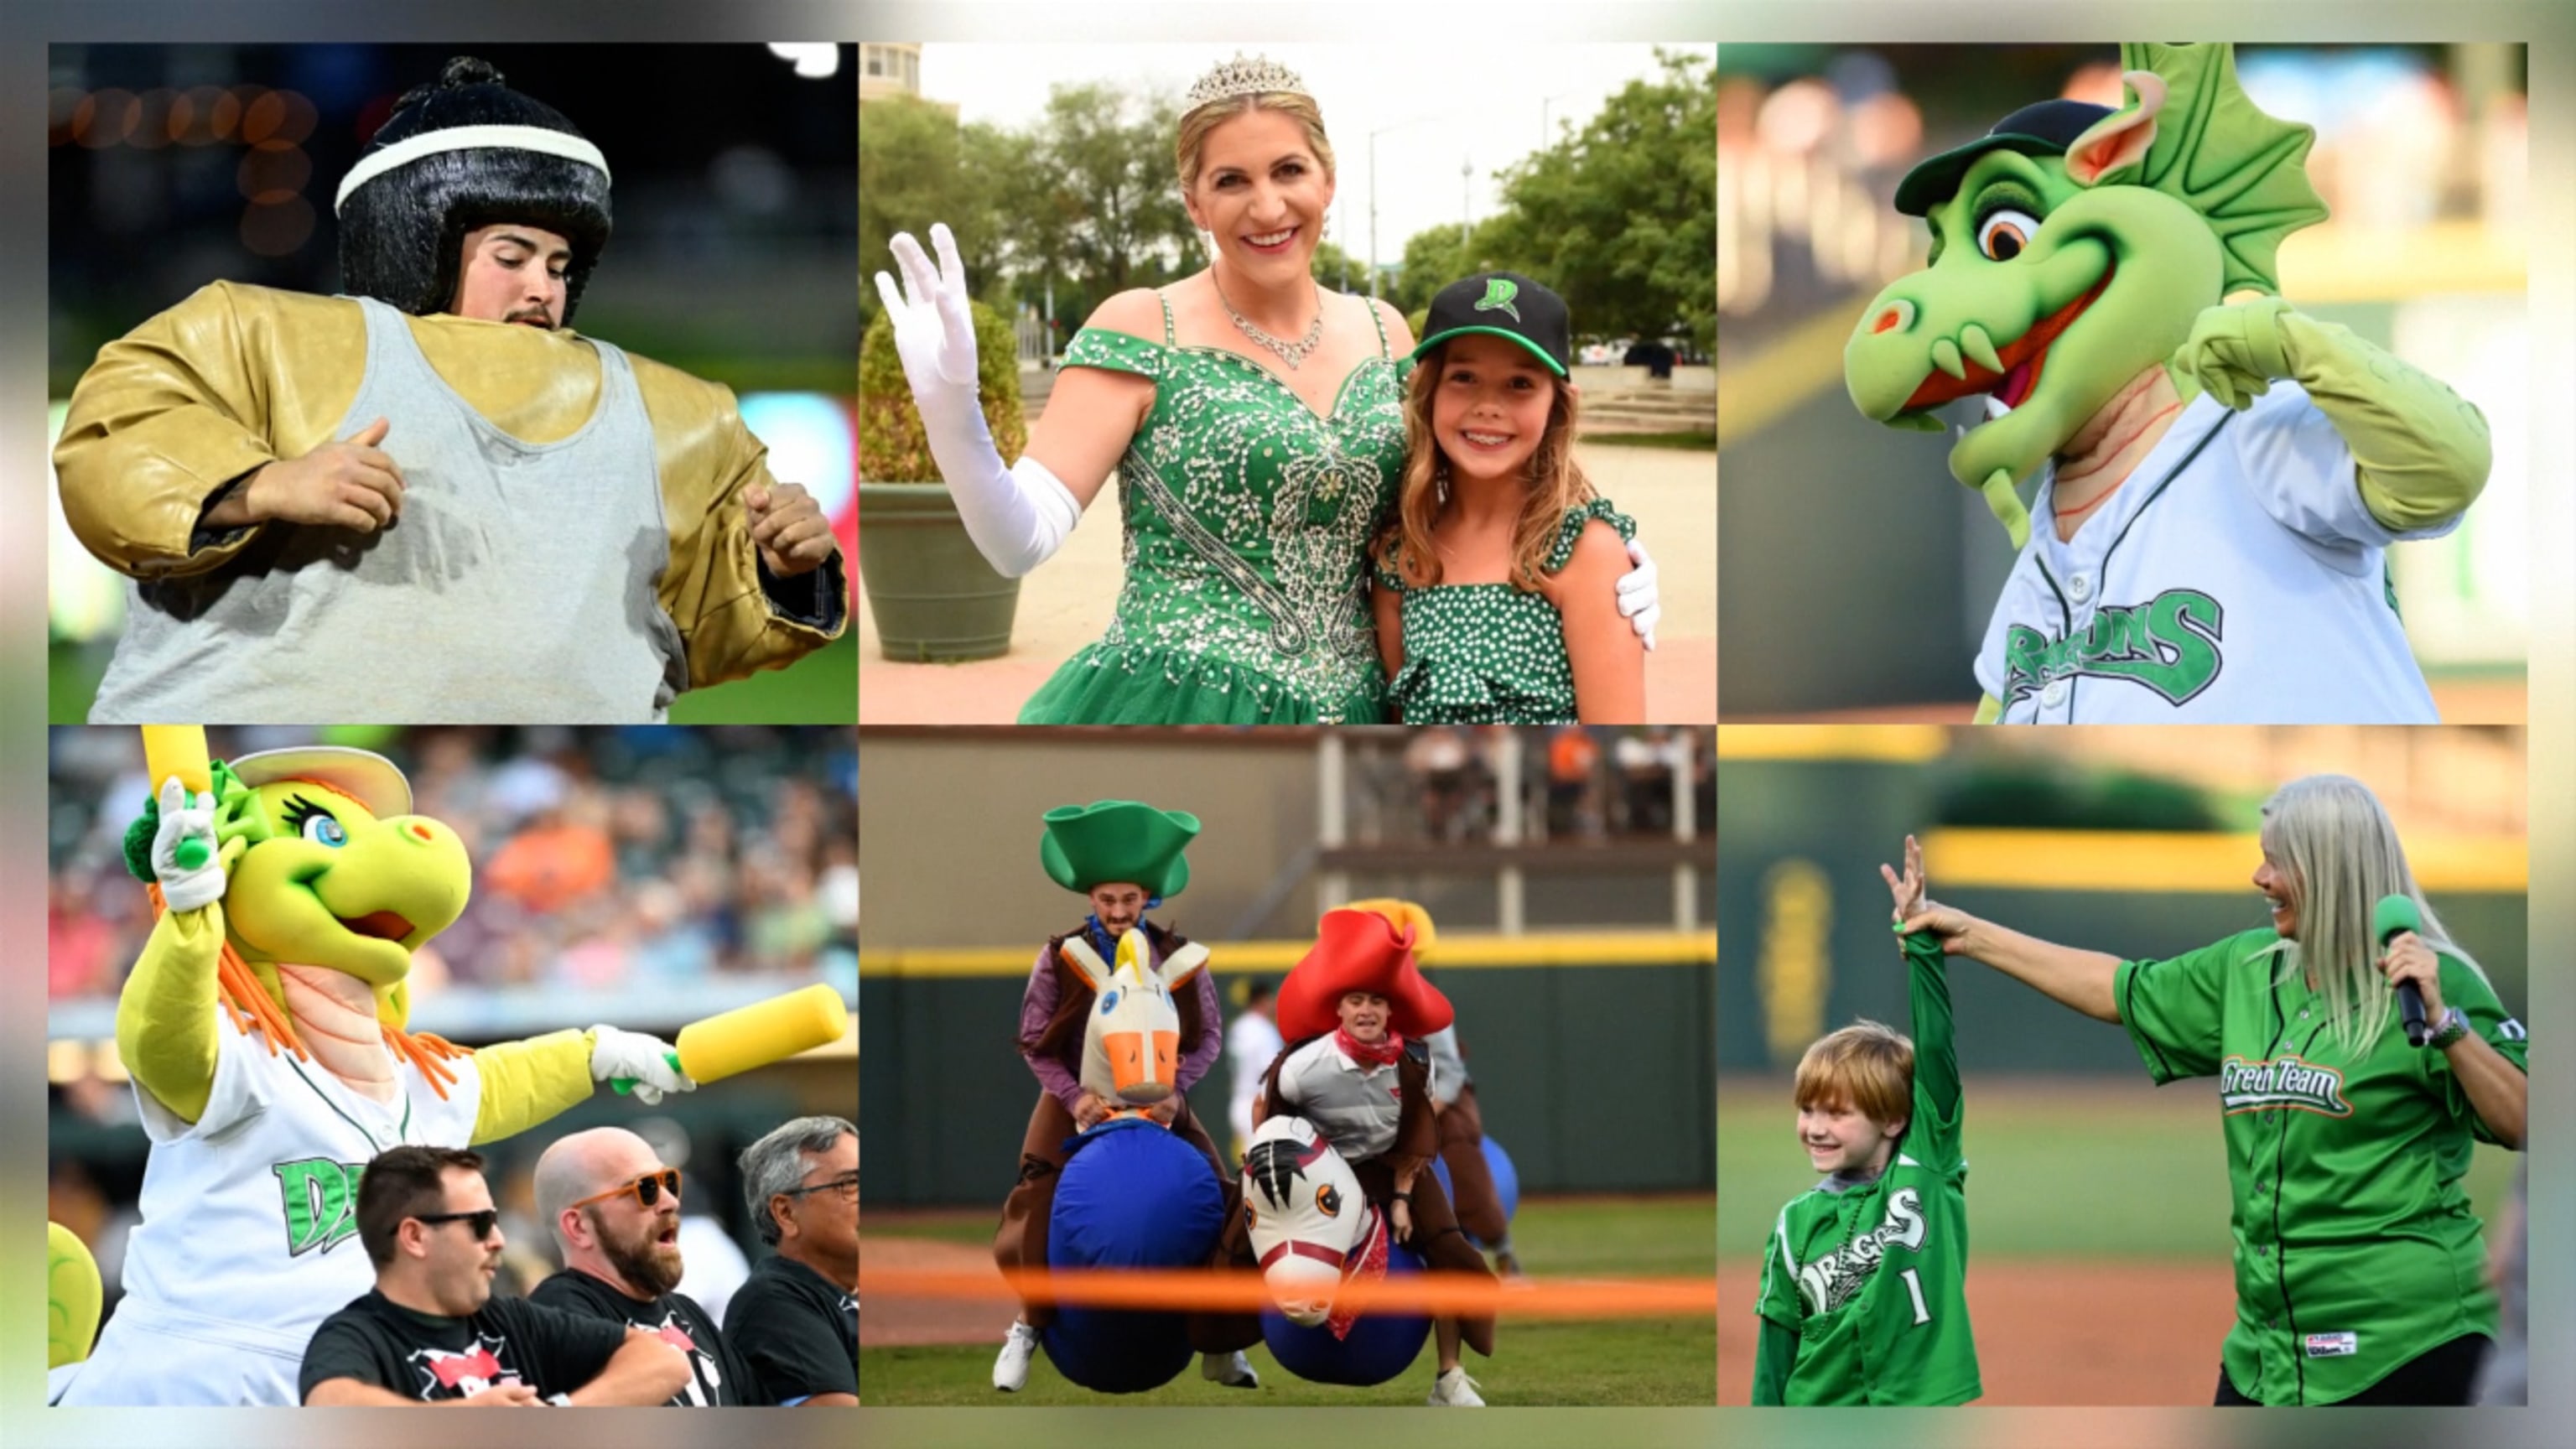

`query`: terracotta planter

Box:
[856,482,1021,662]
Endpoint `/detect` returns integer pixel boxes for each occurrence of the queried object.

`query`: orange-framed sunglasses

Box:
[569,1168,682,1213]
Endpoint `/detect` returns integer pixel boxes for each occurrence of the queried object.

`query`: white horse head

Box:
[1060,927,1211,1111]
[1242,1115,1380,1327]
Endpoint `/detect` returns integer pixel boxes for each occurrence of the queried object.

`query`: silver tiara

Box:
[1182,53,1311,115]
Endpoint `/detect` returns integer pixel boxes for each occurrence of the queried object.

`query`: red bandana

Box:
[1335,1026,1404,1068]
[1328,1205,1391,1340]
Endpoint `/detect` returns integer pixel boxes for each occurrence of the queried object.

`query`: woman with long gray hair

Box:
[1883,774,2527,1406]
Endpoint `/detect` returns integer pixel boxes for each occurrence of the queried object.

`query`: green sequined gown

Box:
[1375,497,1637,724]
[1016,295,1403,724]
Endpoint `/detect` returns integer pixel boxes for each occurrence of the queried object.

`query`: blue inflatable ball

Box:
[1259,1239,1431,1386]
[1429,1135,1519,1246]
[1039,1119,1225,1394]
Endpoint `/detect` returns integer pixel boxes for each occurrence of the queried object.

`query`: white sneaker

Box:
[992,1320,1040,1392]
[1201,1350,1260,1389]
[1427,1366,1485,1406]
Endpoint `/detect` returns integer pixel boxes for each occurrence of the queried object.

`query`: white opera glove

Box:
[152,777,228,914]
[1618,538,1662,652]
[871,223,1083,578]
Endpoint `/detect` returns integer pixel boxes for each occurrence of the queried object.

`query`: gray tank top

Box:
[91,297,688,723]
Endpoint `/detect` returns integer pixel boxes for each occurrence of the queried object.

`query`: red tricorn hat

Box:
[1275,908,1455,1041]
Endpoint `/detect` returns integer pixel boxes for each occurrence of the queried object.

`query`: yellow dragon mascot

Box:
[49,736,693,1405]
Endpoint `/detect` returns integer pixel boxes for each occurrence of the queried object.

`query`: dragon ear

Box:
[2066,70,2165,188]
[2114,41,2329,297]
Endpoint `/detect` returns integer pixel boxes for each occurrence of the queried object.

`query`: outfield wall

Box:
[1716,760,2528,1074]
[862,935,1716,1208]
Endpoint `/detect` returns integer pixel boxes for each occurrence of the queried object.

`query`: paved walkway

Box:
[857,442,1715,724]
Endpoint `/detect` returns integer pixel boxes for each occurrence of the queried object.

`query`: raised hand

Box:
[745,481,839,577]
[871,222,981,397]
[2173,296,2295,413]
[151,776,228,913]
[1881,833,1973,948]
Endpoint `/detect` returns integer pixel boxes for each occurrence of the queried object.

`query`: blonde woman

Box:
[1886,775,2527,1406]
[871,55,1660,724]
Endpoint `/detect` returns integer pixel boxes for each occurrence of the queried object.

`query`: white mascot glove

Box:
[589,1025,696,1105]
[870,222,1082,578]
[152,776,227,914]
[1618,538,1662,651]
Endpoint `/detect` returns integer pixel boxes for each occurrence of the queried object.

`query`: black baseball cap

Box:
[1893,99,2115,217]
[1410,271,1571,377]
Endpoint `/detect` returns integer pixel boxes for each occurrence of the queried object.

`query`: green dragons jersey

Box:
[1756,932,1981,1405]
[2116,927,2528,1405]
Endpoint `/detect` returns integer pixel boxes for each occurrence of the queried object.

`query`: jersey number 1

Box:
[1899,1268,1931,1327]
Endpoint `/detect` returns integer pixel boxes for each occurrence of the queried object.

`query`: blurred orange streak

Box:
[862,1267,1714,1318]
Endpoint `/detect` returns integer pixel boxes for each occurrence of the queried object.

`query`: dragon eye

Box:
[1317,1184,1341,1218]
[1977,209,2038,262]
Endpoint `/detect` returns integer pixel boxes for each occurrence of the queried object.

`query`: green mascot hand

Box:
[2173,295,2296,413]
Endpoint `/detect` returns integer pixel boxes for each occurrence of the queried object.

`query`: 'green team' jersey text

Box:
[1757,932,1981,1405]
[2117,928,2528,1405]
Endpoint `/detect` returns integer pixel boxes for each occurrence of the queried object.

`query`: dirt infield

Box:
[1717,1257,2237,1405]
[863,1235,1009,1348]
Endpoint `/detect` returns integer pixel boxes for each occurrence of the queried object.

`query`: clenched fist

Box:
[210,416,408,533]
[746,481,839,577]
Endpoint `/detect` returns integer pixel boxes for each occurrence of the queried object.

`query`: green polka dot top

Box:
[1015,293,1405,725]
[1375,497,1637,724]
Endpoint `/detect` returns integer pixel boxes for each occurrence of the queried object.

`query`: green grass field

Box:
[865,1194,1716,1406]
[1718,1076,2521,1261]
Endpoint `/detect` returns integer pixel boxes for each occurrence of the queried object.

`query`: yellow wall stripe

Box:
[1716,304,1857,449]
[1715,725,1949,762]
[862,931,1718,979]
[1924,828,2527,893]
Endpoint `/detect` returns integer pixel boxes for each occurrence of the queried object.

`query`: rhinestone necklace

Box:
[1213,272,1324,370]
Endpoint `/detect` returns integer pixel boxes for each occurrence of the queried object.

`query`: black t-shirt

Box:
[527,1268,760,1406]
[719,1254,856,1403]
[298,1287,626,1404]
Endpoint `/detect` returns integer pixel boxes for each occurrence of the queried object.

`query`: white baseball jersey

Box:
[1975,383,2451,723]
[55,1015,483,1406]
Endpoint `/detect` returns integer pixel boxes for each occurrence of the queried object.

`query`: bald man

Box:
[525,1128,760,1406]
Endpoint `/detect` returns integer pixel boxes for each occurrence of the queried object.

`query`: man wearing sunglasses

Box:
[299,1145,693,1405]
[724,1116,859,1406]
[527,1127,759,1405]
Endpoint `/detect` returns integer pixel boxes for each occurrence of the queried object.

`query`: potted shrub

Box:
[857,300,1028,662]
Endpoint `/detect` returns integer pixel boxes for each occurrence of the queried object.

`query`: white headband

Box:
[333,123,611,215]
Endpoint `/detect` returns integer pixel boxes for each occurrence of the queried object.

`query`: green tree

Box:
[1480,49,1716,351]
[1386,221,1478,314]
[859,97,1018,313]
[1032,83,1192,300]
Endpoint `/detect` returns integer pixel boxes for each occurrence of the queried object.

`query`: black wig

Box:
[335,57,612,323]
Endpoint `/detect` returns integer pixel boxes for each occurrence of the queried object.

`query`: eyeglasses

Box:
[778,1172,859,1205]
[569,1169,682,1213]
[413,1208,501,1241]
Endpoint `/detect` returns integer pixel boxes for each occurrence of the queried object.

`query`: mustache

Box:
[506,306,556,328]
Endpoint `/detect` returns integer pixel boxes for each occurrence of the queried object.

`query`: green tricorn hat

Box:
[1040,800,1201,899]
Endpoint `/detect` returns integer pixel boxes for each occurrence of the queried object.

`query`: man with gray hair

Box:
[526,1127,760,1405]
[723,1115,857,1406]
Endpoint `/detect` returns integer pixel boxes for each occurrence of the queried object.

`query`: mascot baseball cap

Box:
[1893,99,2116,216]
[1412,272,1571,377]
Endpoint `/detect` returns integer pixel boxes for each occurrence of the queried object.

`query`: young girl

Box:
[1371,272,1646,724]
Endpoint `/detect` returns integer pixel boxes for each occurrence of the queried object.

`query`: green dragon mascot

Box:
[48,745,695,1405]
[1845,43,2490,723]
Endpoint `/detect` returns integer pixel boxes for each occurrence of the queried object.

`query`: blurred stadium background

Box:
[44,44,861,722]
[1714,724,2527,1404]
[1716,44,2530,721]
[859,725,1716,1404]
[48,724,860,1328]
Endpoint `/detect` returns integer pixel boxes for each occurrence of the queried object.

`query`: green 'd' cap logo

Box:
[1472,277,1520,321]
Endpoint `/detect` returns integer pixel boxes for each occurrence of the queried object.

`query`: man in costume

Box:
[990,800,1254,1392]
[54,56,847,723]
[1843,42,2490,723]
[46,747,696,1405]
[1254,906,1498,1405]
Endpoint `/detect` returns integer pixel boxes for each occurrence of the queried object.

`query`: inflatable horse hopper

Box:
[1032,927,1233,1394]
